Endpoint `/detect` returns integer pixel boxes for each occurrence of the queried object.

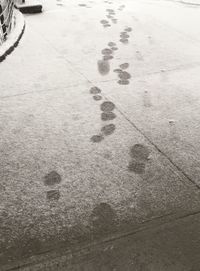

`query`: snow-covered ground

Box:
[1,0,200,269]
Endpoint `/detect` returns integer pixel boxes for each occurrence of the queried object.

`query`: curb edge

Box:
[0,10,25,63]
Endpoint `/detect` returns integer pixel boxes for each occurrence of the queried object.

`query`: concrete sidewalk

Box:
[1,0,200,270]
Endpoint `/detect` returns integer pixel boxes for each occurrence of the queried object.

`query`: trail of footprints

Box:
[89,86,116,143]
[43,2,150,208]
[100,8,118,28]
[119,26,132,44]
[100,5,126,28]
[82,2,149,173]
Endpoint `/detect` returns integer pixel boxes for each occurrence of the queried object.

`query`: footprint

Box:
[128,144,150,174]
[97,59,110,75]
[101,48,113,55]
[91,134,104,143]
[100,19,109,25]
[44,171,61,201]
[103,24,111,28]
[124,27,132,32]
[46,190,60,201]
[90,86,101,94]
[130,144,150,161]
[113,68,122,73]
[119,38,129,44]
[111,46,118,51]
[101,112,116,121]
[101,124,116,135]
[79,3,87,6]
[120,32,129,39]
[118,71,131,80]
[44,171,61,186]
[118,79,129,85]
[108,42,116,47]
[119,63,129,70]
[93,95,102,101]
[103,55,113,61]
[100,101,115,112]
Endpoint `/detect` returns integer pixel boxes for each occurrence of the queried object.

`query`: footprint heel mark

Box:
[101,123,116,136]
[128,144,150,174]
[44,171,62,201]
[46,190,60,201]
[113,68,122,73]
[90,134,104,143]
[128,161,145,174]
[101,111,116,121]
[118,79,129,85]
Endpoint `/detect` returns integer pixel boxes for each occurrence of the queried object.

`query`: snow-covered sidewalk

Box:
[1,0,200,269]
